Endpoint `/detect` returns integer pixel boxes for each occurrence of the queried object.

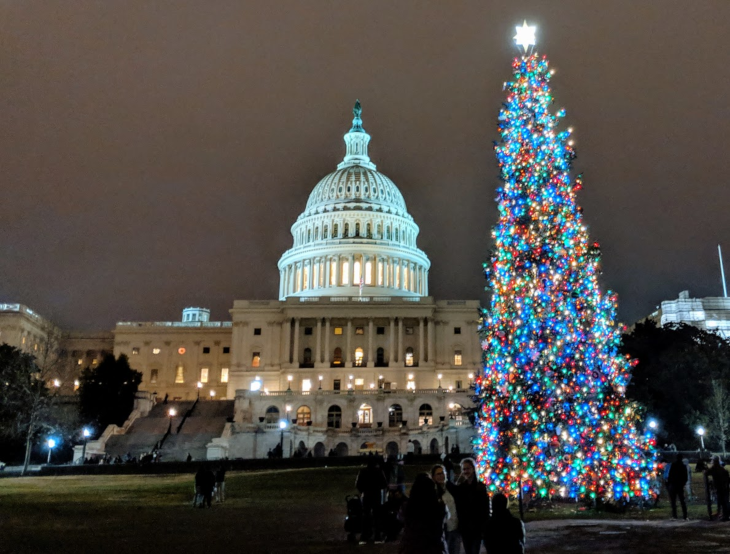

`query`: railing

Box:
[255,388,469,397]
[116,321,232,328]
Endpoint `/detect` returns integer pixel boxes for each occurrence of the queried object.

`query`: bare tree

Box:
[707,379,730,456]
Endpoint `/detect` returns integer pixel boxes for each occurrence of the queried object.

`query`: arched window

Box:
[264,406,280,424]
[376,347,385,366]
[307,229,312,243]
[395,228,399,242]
[366,223,372,238]
[303,348,312,365]
[333,223,339,237]
[355,222,360,236]
[386,226,391,240]
[333,347,343,366]
[296,405,311,426]
[449,403,464,421]
[418,404,433,426]
[388,404,403,427]
[377,224,382,238]
[405,346,414,367]
[358,403,373,425]
[323,225,329,239]
[327,405,342,429]
[344,223,350,237]
[354,347,364,367]
[315,227,319,240]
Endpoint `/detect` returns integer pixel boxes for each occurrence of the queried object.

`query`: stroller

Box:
[344,494,363,543]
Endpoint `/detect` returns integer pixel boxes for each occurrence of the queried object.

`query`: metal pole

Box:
[720,245,728,298]
[47,448,52,464]
[81,439,87,462]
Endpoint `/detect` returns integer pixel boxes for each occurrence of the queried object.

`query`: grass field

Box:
[1,466,729,553]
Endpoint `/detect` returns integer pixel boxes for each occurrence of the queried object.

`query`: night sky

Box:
[2,1,729,331]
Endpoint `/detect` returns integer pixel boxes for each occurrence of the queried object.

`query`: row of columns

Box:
[283,316,435,366]
[279,255,428,297]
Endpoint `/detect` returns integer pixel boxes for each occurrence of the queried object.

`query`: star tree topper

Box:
[514,21,537,52]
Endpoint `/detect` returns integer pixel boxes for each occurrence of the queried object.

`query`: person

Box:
[356,457,388,545]
[484,493,525,554]
[194,462,216,508]
[443,454,455,482]
[706,455,730,521]
[432,464,460,554]
[398,473,448,554]
[385,455,406,495]
[666,453,688,519]
[215,462,227,503]
[186,453,192,463]
[449,458,489,554]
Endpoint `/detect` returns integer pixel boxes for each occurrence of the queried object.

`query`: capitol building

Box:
[1,103,480,460]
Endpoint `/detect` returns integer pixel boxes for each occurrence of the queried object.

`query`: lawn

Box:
[1,466,729,553]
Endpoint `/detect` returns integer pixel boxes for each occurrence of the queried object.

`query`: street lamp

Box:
[81,427,91,462]
[437,373,443,389]
[287,375,293,391]
[168,408,177,433]
[46,438,56,464]
[209,390,216,399]
[697,426,706,450]
[468,373,474,387]
[647,419,658,431]
[197,381,203,399]
[279,420,287,457]
[318,375,323,390]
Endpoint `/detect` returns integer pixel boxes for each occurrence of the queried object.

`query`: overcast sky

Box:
[1,1,729,331]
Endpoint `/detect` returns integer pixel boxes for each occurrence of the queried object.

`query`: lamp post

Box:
[168,408,177,433]
[197,381,203,400]
[318,375,323,390]
[437,373,443,389]
[46,438,56,464]
[697,426,706,451]
[287,375,293,391]
[81,428,91,462]
[279,420,287,457]
[468,373,474,387]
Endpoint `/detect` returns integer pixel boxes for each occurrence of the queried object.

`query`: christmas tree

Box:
[475,23,657,503]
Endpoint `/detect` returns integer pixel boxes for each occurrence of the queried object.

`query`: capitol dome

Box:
[278,101,430,299]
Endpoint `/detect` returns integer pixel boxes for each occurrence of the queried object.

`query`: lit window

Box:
[406,380,416,390]
[74,380,80,391]
[22,337,26,345]
[220,368,229,383]
[92,358,98,365]
[150,369,158,384]
[296,406,312,425]
[354,260,361,284]
[132,347,140,355]
[77,359,83,365]
[34,343,38,351]
[341,261,350,285]
[454,350,463,366]
[302,265,309,289]
[200,368,209,383]
[365,261,373,285]
[354,378,364,388]
[252,352,261,368]
[302,379,312,392]
[330,260,337,285]
[355,327,364,335]
[175,366,184,383]
[334,327,343,335]
[152,348,161,355]
[405,347,414,367]
[378,261,384,286]
[354,348,364,366]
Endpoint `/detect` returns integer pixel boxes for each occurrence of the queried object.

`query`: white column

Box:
[346,319,352,365]
[389,317,395,364]
[348,254,355,287]
[324,318,331,364]
[283,318,292,364]
[315,318,322,363]
[397,318,403,364]
[293,318,300,366]
[334,255,340,286]
[367,318,374,367]
[418,317,424,365]
[325,257,331,289]
[297,263,304,292]
[427,317,434,363]
[307,259,314,290]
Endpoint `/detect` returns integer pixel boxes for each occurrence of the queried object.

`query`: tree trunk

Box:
[21,421,34,476]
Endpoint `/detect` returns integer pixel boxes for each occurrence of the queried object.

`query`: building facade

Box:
[652,290,730,339]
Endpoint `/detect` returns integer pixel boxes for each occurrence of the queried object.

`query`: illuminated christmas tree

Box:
[475,23,657,503]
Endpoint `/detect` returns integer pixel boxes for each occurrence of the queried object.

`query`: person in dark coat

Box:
[398,473,448,554]
[448,457,489,554]
[707,455,730,521]
[356,457,388,544]
[484,493,525,554]
[195,462,216,508]
[215,462,227,503]
[666,452,688,519]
